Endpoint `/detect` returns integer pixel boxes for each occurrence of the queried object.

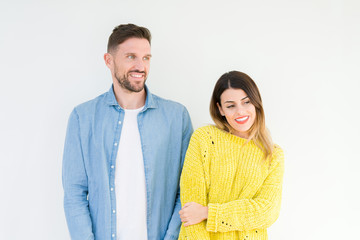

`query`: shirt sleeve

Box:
[179,129,211,239]
[164,107,194,240]
[62,108,94,240]
[206,147,285,232]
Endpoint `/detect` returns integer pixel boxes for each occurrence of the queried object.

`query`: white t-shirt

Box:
[115,106,147,240]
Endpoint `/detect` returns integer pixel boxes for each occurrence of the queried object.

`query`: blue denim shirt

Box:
[62,85,193,240]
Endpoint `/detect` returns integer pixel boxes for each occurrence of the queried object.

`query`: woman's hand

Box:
[179,202,208,227]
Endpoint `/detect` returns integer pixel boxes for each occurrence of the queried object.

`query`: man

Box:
[62,24,193,240]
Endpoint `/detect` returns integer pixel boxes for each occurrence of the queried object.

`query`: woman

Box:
[178,71,284,239]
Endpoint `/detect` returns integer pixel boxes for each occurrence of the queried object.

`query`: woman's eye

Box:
[226,105,235,108]
[244,101,250,104]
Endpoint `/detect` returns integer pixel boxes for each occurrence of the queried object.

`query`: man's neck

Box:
[113,83,146,109]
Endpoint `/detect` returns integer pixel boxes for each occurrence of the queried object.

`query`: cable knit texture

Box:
[178,125,284,240]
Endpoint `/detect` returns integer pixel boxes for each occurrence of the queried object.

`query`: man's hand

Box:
[179,202,208,227]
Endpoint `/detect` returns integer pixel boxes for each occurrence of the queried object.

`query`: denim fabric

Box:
[62,85,193,240]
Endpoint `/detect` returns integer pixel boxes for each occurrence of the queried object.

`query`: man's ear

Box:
[104,53,113,69]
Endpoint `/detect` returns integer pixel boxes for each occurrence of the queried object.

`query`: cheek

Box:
[223,111,236,123]
[223,107,235,116]
[223,112,233,122]
[145,62,150,70]
[250,107,256,118]
[249,107,256,125]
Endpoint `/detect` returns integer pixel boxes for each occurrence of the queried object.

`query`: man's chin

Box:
[126,83,145,93]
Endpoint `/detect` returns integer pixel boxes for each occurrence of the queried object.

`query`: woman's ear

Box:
[217,102,225,116]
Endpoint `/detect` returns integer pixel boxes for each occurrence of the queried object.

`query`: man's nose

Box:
[134,59,145,71]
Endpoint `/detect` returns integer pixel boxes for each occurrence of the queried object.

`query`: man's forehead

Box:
[117,38,151,51]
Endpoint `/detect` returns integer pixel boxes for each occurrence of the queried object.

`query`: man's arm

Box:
[163,107,193,240]
[62,109,94,240]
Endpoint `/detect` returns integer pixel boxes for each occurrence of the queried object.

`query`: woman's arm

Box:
[179,130,211,239]
[181,146,284,233]
[206,147,284,232]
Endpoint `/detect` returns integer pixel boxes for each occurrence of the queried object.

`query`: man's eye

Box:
[143,57,149,61]
[127,55,135,59]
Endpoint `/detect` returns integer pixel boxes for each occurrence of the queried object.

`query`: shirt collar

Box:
[105,84,158,109]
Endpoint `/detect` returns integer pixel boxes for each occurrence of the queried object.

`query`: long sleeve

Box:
[178,130,210,240]
[164,107,194,240]
[62,109,94,240]
[206,147,284,232]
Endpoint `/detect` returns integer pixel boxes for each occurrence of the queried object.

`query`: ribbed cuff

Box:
[206,203,220,232]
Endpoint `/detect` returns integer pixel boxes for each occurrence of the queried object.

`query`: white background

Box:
[1,0,359,239]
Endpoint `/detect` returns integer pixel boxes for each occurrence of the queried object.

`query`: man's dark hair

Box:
[107,24,151,53]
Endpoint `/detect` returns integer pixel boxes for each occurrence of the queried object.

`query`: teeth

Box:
[130,74,142,78]
[235,116,248,122]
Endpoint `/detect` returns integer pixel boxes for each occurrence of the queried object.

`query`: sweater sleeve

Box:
[206,146,284,232]
[179,129,211,239]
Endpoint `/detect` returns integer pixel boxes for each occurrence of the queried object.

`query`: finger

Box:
[183,202,192,208]
[184,222,191,227]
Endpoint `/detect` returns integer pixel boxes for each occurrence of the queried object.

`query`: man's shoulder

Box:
[151,93,187,112]
[72,91,108,116]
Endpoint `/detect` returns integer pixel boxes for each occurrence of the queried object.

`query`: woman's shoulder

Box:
[270,144,285,165]
[192,125,222,138]
[273,144,284,155]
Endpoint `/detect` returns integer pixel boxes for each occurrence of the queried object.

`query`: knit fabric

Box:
[178,125,284,240]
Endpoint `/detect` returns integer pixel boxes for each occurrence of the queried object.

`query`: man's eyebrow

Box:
[124,53,152,57]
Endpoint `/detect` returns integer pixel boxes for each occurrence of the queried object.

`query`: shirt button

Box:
[110,188,114,191]
[111,165,114,169]
[113,209,116,213]
[114,142,118,146]
[112,233,115,238]
[118,121,122,124]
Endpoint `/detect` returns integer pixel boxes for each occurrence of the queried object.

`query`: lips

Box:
[129,73,144,79]
[128,71,146,79]
[130,74,143,78]
[235,116,249,124]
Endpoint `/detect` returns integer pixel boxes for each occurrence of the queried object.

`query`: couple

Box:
[62,24,284,240]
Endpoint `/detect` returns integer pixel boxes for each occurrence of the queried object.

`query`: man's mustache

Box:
[129,70,146,74]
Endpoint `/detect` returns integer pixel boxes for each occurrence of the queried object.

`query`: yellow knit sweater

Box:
[178,125,284,240]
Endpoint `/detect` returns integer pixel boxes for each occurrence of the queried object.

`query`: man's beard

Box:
[115,71,147,93]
